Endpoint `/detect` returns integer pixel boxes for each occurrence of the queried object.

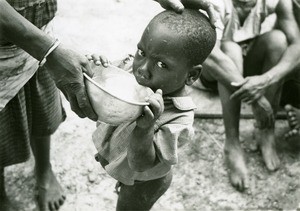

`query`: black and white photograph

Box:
[0,0,300,210]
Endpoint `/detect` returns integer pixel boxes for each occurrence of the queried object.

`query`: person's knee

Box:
[221,41,241,53]
[263,30,287,53]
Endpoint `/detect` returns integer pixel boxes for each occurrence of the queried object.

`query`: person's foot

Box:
[224,145,249,192]
[35,166,66,211]
[284,104,300,139]
[257,129,280,171]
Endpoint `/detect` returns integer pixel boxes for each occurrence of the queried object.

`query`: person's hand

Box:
[230,74,271,104]
[155,0,217,25]
[251,96,274,129]
[44,45,98,121]
[136,89,164,129]
[86,54,109,67]
[155,0,184,12]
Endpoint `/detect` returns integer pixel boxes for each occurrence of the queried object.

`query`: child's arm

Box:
[127,89,164,172]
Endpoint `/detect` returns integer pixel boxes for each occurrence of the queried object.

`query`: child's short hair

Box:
[151,9,216,65]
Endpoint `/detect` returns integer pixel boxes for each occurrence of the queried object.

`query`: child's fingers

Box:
[89,54,110,67]
[136,106,154,128]
[100,56,109,67]
[148,97,163,117]
[143,106,154,121]
[156,89,163,95]
[91,54,101,65]
[154,89,164,110]
[86,54,92,61]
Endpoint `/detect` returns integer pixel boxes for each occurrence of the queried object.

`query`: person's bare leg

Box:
[254,89,281,171]
[245,30,287,171]
[218,83,249,191]
[0,168,18,211]
[31,135,65,211]
[207,41,249,191]
[253,87,280,171]
[284,104,300,138]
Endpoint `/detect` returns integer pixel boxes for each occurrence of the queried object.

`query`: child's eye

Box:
[137,49,145,57]
[157,61,167,69]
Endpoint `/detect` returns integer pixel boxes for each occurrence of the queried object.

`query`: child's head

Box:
[132,9,216,96]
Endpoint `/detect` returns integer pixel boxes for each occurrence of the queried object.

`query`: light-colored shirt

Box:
[93,95,196,185]
[211,0,279,42]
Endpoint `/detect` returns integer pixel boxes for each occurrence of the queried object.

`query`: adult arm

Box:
[205,41,274,127]
[155,0,217,24]
[231,0,300,102]
[0,0,97,120]
[204,41,244,89]
[268,0,300,82]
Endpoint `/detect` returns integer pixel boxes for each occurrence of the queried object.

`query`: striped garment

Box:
[0,66,66,167]
[6,0,57,28]
[93,96,196,185]
[0,0,63,167]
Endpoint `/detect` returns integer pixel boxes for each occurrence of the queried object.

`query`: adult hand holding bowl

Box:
[84,64,154,125]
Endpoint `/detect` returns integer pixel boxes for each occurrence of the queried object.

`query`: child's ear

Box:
[185,64,202,86]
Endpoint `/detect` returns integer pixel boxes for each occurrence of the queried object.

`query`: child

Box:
[89,9,216,210]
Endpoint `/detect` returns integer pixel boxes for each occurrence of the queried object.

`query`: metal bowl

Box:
[84,65,153,125]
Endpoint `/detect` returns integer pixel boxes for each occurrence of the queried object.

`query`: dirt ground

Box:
[5,0,300,210]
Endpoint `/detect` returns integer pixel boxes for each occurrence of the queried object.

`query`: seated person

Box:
[89,9,216,210]
[282,0,300,144]
[199,0,300,191]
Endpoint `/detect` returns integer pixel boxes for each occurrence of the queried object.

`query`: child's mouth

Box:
[135,74,148,85]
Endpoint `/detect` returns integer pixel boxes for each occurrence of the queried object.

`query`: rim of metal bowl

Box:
[84,73,150,106]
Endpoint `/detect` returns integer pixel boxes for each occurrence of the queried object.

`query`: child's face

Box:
[132,22,200,96]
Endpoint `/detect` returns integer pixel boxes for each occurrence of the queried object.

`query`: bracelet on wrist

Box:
[39,39,61,67]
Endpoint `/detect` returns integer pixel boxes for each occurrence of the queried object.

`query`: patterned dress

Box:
[0,0,65,167]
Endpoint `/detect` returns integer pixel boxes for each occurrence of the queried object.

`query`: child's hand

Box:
[136,89,164,129]
[86,54,110,67]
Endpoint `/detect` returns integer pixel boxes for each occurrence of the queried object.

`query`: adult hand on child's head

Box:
[86,54,109,67]
[155,0,184,12]
[230,74,271,104]
[44,45,98,121]
[181,0,217,25]
[136,89,164,129]
[155,0,217,26]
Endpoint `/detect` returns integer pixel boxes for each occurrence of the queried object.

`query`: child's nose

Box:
[137,60,150,76]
